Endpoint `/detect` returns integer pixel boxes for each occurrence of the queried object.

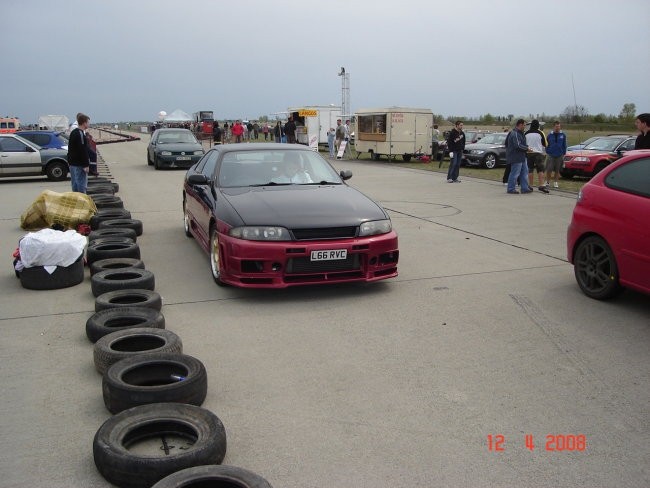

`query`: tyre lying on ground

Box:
[93,327,182,375]
[88,228,137,243]
[95,289,163,312]
[93,403,227,488]
[86,185,115,196]
[86,240,140,265]
[90,257,144,276]
[91,268,155,297]
[86,307,165,343]
[151,465,273,488]
[91,195,124,209]
[102,352,207,414]
[98,218,144,236]
[90,208,132,230]
[19,254,85,290]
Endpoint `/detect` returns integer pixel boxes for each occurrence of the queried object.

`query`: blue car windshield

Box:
[478,133,507,145]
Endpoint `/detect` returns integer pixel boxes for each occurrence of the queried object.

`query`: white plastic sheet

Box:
[19,229,86,270]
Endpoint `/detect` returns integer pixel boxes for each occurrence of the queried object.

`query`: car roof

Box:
[17,130,61,135]
[214,143,314,155]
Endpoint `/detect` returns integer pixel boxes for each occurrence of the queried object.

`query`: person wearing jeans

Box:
[506,119,532,194]
[67,113,91,193]
[446,120,465,183]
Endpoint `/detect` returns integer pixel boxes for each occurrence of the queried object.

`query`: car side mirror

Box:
[340,170,353,180]
[187,173,209,185]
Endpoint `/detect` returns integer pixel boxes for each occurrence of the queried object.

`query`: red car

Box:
[561,135,635,178]
[567,150,650,299]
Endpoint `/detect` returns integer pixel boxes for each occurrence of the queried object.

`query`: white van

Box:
[354,107,433,161]
[287,106,342,149]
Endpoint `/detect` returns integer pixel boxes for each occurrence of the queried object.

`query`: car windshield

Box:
[477,133,507,144]
[157,131,198,144]
[583,137,626,151]
[577,137,600,146]
[218,150,343,187]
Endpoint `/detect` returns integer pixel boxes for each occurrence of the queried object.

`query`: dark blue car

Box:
[16,130,68,150]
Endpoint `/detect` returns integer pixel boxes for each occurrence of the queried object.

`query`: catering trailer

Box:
[287,105,342,149]
[354,107,433,161]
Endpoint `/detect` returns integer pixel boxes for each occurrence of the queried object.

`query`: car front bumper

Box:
[217,231,399,288]
[156,154,203,168]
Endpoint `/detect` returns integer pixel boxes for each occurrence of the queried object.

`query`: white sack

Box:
[19,228,87,268]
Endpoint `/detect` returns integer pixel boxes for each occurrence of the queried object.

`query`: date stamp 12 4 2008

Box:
[487,434,587,452]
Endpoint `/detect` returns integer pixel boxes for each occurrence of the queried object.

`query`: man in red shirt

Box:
[231,120,244,143]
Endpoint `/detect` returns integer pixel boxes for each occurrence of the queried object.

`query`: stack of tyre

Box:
[84,177,272,488]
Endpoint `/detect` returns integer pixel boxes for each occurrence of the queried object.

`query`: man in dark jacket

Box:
[506,119,532,194]
[634,113,650,149]
[284,117,297,144]
[67,113,91,193]
[446,120,465,183]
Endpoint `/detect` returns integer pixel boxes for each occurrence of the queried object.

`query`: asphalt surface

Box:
[0,136,648,488]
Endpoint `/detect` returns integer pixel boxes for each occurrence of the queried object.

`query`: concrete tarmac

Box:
[0,137,648,487]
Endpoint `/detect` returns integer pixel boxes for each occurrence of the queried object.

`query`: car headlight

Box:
[160,151,172,156]
[574,157,590,162]
[359,220,392,236]
[470,149,485,155]
[193,150,204,155]
[229,226,291,241]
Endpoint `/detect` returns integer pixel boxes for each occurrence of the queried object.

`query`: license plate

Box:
[176,156,191,161]
[311,249,347,261]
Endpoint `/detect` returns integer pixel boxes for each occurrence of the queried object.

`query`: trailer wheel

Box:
[402,154,412,162]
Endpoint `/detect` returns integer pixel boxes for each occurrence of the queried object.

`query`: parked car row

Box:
[0,133,69,181]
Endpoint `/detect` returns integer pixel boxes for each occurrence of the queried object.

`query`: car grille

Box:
[286,253,361,274]
[291,227,357,240]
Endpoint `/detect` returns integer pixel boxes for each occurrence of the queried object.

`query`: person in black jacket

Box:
[284,117,296,144]
[634,113,650,149]
[446,120,465,183]
[67,113,91,193]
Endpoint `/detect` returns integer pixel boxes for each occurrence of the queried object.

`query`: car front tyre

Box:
[183,201,193,238]
[573,235,622,300]
[482,154,497,169]
[154,155,161,170]
[46,161,68,181]
[210,226,226,286]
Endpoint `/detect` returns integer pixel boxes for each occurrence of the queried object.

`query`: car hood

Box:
[221,184,388,228]
[153,143,203,152]
[566,149,611,157]
[465,142,504,150]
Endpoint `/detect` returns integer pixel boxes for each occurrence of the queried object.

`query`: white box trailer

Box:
[287,106,342,149]
[38,115,69,132]
[354,107,433,161]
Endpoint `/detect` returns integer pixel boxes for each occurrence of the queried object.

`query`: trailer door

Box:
[415,113,432,155]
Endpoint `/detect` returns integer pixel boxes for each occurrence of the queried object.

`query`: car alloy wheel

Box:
[209,226,225,286]
[483,154,497,169]
[573,235,621,300]
[183,201,193,238]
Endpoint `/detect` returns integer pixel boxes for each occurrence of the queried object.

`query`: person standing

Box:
[335,119,345,153]
[544,120,567,189]
[506,119,532,194]
[327,127,336,158]
[525,120,548,193]
[231,120,244,143]
[446,120,465,183]
[262,122,269,141]
[67,113,91,193]
[273,121,283,143]
[86,131,98,176]
[634,113,650,149]
[284,117,296,144]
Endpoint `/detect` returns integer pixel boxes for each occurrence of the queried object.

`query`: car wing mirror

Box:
[340,170,353,180]
[187,173,209,185]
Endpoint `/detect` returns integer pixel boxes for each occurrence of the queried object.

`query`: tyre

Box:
[573,235,622,300]
[592,161,608,176]
[98,218,144,236]
[151,465,273,488]
[103,353,207,413]
[560,168,575,179]
[95,289,163,312]
[87,240,140,265]
[147,152,153,166]
[210,226,226,286]
[45,161,68,181]
[482,153,498,169]
[91,268,155,297]
[93,403,227,488]
[90,208,132,230]
[372,152,381,161]
[90,257,145,276]
[183,201,193,238]
[92,195,124,209]
[154,156,161,170]
[94,328,182,376]
[20,254,84,290]
[88,177,113,185]
[86,185,115,196]
[86,307,165,343]
[89,227,138,243]
[402,154,412,162]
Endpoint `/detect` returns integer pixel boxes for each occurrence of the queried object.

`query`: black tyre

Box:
[95,289,162,312]
[87,240,140,265]
[86,185,115,196]
[147,152,153,166]
[210,226,226,286]
[154,156,161,170]
[90,208,132,230]
[93,403,227,488]
[372,152,381,161]
[402,154,412,162]
[94,328,182,375]
[90,257,145,276]
[88,177,113,185]
[92,195,124,209]
[19,254,84,290]
[183,200,193,238]
[98,218,144,237]
[482,153,498,169]
[91,268,155,297]
[103,353,207,414]
[152,465,273,488]
[573,235,622,300]
[86,307,165,343]
[592,161,608,176]
[88,227,137,243]
[45,161,69,181]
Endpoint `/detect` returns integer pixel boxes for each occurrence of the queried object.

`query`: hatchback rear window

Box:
[605,158,650,198]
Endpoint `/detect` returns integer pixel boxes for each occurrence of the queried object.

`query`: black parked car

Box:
[462,132,509,169]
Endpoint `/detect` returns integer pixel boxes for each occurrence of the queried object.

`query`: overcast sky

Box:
[5,0,649,124]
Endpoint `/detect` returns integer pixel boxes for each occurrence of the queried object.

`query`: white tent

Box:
[164,109,193,122]
[38,114,69,131]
